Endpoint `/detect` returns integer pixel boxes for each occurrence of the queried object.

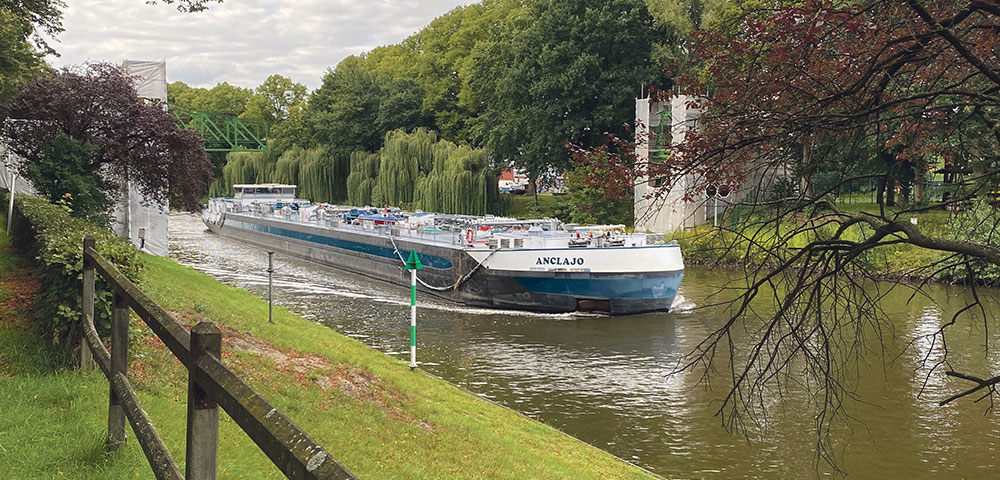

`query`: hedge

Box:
[6,193,142,354]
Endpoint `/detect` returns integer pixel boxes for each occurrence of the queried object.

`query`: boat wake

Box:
[670,294,696,313]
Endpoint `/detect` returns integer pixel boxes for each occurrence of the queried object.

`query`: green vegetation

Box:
[508,193,561,219]
[673,200,1000,284]
[22,134,110,224]
[6,195,141,347]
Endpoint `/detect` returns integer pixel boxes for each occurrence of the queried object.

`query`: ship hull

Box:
[204,213,682,315]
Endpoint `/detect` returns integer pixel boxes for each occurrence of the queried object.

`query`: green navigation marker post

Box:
[405,249,423,369]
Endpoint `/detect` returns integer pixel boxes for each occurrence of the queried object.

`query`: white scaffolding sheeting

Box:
[113,59,169,256]
[124,60,168,104]
[1,144,36,195]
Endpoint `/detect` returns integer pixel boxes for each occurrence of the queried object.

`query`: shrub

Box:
[8,194,142,354]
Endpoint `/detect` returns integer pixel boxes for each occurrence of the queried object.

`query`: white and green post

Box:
[404,249,423,369]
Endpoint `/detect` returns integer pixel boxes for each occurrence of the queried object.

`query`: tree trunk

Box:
[527,175,538,203]
[800,137,815,199]
[914,157,926,204]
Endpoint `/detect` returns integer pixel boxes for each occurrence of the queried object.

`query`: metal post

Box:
[107,291,129,450]
[713,196,718,227]
[81,236,95,370]
[267,251,274,324]
[186,321,222,480]
[6,171,14,235]
[410,268,417,369]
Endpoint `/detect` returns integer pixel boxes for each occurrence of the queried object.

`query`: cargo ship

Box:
[203,184,683,315]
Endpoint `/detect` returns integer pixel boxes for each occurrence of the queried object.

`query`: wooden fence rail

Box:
[81,236,358,480]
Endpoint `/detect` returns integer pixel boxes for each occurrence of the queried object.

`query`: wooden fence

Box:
[80,236,358,480]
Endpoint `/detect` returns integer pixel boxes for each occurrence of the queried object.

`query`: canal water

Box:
[169,213,1000,478]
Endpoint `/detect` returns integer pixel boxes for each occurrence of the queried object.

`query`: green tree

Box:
[377,128,436,207]
[242,74,308,126]
[305,57,430,154]
[466,0,660,190]
[0,7,47,101]
[167,81,252,117]
[23,133,112,223]
[346,150,380,206]
[555,164,633,225]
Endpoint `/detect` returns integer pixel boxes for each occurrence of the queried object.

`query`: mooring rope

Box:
[388,234,497,291]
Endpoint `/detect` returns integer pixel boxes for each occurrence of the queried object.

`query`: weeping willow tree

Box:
[209,151,276,197]
[413,140,496,215]
[272,145,350,203]
[342,128,504,213]
[273,147,303,186]
[377,128,436,207]
[297,146,350,203]
[346,150,380,206]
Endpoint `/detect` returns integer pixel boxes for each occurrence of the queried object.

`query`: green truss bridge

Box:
[170,105,269,152]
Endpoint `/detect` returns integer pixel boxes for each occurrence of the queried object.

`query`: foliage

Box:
[1,63,213,211]
[211,151,276,197]
[22,133,111,224]
[555,164,634,225]
[0,6,47,101]
[146,0,221,13]
[377,128,436,207]
[941,200,1000,286]
[346,150,380,206]
[7,194,142,351]
[241,74,308,127]
[274,145,350,204]
[305,56,430,154]
[413,139,494,215]
[0,0,63,56]
[465,0,661,182]
[167,81,253,118]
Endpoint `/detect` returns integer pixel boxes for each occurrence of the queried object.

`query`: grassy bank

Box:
[674,201,956,278]
[0,218,655,479]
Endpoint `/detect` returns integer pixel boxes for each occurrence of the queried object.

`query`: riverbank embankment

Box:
[0,219,656,479]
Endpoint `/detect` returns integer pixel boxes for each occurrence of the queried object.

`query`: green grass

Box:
[136,255,655,479]
[507,193,560,218]
[0,213,654,479]
[676,202,955,276]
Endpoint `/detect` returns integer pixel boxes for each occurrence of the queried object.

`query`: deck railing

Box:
[80,236,357,480]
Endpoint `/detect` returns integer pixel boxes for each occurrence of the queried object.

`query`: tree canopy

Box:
[2,63,213,212]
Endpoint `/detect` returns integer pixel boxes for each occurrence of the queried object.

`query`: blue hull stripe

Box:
[226,218,454,270]
[515,274,683,300]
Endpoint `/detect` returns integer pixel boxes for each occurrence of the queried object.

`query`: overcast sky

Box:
[45,0,471,91]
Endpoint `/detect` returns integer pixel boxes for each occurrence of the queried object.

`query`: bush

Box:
[8,194,142,355]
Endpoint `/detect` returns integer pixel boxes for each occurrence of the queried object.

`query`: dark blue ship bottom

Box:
[484,271,684,315]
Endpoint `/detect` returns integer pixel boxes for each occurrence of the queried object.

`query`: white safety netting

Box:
[111,60,170,256]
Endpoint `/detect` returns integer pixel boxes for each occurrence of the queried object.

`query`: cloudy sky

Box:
[46,0,471,90]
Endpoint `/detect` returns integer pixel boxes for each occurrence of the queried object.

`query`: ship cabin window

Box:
[234,185,296,199]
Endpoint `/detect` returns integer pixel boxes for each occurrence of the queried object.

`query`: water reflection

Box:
[169,213,1000,478]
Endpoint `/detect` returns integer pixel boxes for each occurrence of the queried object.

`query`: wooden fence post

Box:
[81,236,95,370]
[186,321,222,480]
[107,291,129,450]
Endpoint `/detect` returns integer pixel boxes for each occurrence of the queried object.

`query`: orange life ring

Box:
[466,229,474,244]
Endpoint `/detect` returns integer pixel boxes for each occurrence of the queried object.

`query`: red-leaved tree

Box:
[583,0,1000,471]
[2,63,212,212]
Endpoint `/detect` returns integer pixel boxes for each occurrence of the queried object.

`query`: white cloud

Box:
[45,0,471,90]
